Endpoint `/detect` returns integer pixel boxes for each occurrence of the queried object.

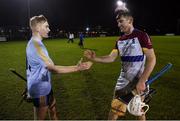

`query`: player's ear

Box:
[34,23,42,32]
[128,16,133,24]
[36,25,40,32]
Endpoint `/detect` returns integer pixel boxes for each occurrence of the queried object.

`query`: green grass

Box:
[0,36,180,119]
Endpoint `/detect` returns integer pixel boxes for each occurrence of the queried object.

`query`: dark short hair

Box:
[115,10,132,20]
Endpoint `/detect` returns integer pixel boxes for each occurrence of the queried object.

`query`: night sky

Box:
[0,0,179,34]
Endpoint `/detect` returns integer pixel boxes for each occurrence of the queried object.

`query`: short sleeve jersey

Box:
[114,29,153,90]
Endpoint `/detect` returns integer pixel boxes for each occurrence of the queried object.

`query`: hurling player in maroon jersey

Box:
[84,9,156,121]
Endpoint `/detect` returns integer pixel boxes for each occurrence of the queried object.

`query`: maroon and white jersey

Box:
[114,29,153,90]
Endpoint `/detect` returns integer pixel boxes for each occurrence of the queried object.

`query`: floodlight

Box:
[117,0,123,6]
[86,27,90,31]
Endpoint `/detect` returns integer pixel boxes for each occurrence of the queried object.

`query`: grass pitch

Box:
[0,36,179,119]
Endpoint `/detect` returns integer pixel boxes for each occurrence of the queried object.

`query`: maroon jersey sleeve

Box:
[139,32,153,49]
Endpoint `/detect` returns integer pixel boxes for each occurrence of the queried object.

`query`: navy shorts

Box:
[32,90,54,107]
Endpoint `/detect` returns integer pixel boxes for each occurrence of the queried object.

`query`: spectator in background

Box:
[78,32,84,48]
[68,32,74,43]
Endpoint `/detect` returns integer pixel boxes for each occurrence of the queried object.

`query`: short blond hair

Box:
[29,15,47,29]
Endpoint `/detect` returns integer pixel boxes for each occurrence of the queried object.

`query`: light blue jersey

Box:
[26,37,53,98]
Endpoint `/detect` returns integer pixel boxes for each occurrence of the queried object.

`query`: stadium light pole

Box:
[27,0,30,21]
[27,0,31,38]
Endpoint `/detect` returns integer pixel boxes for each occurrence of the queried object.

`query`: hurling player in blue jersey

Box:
[26,15,92,120]
[84,9,156,120]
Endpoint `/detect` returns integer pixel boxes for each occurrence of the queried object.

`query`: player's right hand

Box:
[136,81,146,95]
[77,61,93,71]
[84,50,96,60]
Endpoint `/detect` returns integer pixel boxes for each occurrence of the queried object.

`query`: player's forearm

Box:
[139,54,156,82]
[92,55,115,63]
[46,63,79,73]
[54,65,79,73]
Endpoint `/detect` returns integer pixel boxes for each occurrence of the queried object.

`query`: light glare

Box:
[86,27,89,31]
[117,0,123,6]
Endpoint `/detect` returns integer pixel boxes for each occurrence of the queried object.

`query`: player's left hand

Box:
[84,50,96,60]
[136,81,146,94]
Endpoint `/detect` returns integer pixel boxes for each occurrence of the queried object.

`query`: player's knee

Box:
[111,99,126,117]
